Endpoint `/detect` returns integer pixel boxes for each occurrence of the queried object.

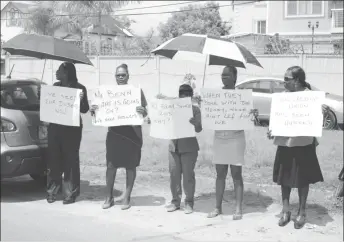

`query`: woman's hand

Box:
[156,93,166,99]
[267,130,274,140]
[189,117,197,126]
[79,91,84,100]
[322,104,330,115]
[90,104,99,116]
[136,106,147,117]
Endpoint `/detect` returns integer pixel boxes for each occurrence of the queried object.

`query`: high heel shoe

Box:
[102,197,114,209]
[294,214,306,229]
[278,211,291,227]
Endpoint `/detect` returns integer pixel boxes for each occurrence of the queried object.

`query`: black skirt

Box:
[106,126,142,169]
[273,143,324,188]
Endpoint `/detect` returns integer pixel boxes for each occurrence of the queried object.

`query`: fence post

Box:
[156,56,161,93]
[300,53,305,68]
[96,55,100,86]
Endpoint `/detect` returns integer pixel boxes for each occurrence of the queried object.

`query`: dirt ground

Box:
[2,164,343,242]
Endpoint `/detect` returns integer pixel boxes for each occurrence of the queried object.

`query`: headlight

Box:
[1,118,17,132]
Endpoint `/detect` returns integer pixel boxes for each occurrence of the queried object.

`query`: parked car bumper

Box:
[1,142,48,178]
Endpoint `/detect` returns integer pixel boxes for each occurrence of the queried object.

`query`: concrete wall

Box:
[4,54,343,100]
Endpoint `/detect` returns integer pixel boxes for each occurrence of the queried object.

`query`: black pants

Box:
[47,124,82,199]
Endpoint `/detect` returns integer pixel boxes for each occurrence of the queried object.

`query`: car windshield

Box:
[1,82,41,111]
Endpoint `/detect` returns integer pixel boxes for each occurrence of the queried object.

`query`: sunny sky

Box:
[1,1,233,36]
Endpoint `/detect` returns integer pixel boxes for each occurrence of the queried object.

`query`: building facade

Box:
[229,0,343,54]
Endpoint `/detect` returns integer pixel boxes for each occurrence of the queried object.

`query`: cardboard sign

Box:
[269,91,325,137]
[200,88,254,130]
[149,97,196,139]
[40,85,81,126]
[89,85,144,126]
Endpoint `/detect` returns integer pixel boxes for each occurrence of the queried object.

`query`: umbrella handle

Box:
[41,59,46,82]
[202,55,208,87]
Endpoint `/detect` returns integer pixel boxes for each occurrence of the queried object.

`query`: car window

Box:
[237,81,259,90]
[253,81,272,93]
[1,83,41,111]
[271,81,285,93]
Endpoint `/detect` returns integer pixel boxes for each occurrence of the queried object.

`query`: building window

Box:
[6,8,19,27]
[256,20,266,34]
[285,1,324,17]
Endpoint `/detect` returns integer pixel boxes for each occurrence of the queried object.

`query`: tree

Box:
[111,27,156,56]
[23,1,140,38]
[158,2,231,42]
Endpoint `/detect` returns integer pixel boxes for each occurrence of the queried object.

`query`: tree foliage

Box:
[23,1,139,38]
[158,2,231,41]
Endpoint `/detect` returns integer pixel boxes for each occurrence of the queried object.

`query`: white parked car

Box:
[236,77,343,130]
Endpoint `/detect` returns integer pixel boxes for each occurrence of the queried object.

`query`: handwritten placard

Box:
[149,97,195,139]
[89,85,143,126]
[40,85,81,126]
[200,88,254,130]
[269,91,325,137]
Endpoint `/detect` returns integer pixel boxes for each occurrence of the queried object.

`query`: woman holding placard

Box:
[46,62,89,204]
[267,66,325,229]
[90,64,148,210]
[207,66,258,220]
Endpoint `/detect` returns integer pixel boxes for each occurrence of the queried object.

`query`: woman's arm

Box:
[191,105,202,133]
[80,85,90,114]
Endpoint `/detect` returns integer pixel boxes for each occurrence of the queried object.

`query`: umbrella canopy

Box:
[2,33,93,66]
[151,33,263,69]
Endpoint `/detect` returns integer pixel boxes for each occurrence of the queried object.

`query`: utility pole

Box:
[308,21,319,54]
[98,9,101,86]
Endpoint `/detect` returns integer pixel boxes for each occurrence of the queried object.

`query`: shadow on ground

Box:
[194,188,274,216]
[274,203,335,227]
[78,180,166,207]
[1,176,46,203]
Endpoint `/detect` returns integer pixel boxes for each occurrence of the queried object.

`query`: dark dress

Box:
[106,89,147,169]
[273,139,324,188]
[47,81,89,199]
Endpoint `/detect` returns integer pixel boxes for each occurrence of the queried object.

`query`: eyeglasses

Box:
[116,74,127,78]
[284,77,294,82]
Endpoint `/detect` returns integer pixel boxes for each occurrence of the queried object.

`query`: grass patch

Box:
[80,115,343,210]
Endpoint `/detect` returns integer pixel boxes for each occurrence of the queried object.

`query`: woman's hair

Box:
[116,63,129,74]
[179,84,194,96]
[62,62,78,83]
[286,66,312,90]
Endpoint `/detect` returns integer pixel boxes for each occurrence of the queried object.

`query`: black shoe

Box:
[63,197,76,205]
[278,211,291,227]
[47,195,56,203]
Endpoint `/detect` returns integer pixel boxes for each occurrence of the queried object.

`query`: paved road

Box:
[0,177,188,242]
[2,175,343,242]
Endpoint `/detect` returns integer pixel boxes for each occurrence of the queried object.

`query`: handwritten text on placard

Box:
[89,85,143,126]
[269,91,325,137]
[149,97,195,139]
[40,85,81,126]
[200,88,254,130]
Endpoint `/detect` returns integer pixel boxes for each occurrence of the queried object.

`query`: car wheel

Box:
[323,110,337,130]
[30,174,47,184]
